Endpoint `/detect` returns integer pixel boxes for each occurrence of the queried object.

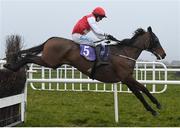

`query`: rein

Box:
[113,39,145,51]
[93,39,142,62]
[93,34,156,62]
[95,39,144,50]
[117,54,136,62]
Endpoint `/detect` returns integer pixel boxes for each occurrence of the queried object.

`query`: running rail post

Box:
[113,83,119,123]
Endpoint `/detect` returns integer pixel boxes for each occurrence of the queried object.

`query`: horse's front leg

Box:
[132,79,161,109]
[123,76,158,116]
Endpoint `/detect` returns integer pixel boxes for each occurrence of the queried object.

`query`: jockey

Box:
[72,7,115,47]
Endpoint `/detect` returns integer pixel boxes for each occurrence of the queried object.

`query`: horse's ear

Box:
[147,26,152,33]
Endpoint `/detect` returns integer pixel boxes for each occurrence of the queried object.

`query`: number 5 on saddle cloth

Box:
[80,44,109,65]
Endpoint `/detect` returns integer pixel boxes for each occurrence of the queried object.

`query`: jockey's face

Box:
[96,16,103,22]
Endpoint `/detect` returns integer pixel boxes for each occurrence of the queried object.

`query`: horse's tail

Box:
[18,42,46,56]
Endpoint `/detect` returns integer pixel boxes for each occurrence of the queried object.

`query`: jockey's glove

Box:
[106,34,117,41]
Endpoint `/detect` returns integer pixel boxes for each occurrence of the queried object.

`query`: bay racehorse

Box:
[4,26,166,116]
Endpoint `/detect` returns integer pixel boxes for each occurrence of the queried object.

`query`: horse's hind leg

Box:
[132,81,161,109]
[4,55,50,71]
[123,76,158,116]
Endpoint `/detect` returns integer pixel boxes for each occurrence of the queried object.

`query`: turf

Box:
[19,84,180,127]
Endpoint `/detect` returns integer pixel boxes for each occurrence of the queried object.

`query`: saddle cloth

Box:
[80,44,109,61]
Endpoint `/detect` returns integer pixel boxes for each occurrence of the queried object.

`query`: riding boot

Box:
[95,44,109,68]
[100,42,109,61]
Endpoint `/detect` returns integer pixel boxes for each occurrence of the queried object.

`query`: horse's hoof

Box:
[157,103,162,109]
[3,64,10,69]
[3,64,17,72]
[152,111,159,116]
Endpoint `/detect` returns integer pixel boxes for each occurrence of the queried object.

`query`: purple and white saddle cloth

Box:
[80,44,96,61]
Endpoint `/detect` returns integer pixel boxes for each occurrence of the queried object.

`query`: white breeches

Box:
[72,33,99,47]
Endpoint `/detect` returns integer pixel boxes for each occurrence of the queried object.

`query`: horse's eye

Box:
[155,37,159,42]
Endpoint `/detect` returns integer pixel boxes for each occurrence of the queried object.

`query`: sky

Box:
[0,0,180,62]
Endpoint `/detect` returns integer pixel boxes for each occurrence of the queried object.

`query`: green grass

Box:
[19,84,180,127]
[19,67,180,126]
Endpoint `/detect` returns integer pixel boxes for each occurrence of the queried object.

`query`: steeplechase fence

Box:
[0,60,27,127]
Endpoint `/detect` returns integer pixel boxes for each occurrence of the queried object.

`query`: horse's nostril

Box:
[162,53,166,59]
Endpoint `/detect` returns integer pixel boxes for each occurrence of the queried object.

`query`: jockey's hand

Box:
[107,34,117,41]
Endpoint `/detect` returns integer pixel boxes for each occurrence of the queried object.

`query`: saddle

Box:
[80,43,110,79]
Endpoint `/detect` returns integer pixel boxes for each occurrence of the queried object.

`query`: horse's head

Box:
[146,26,166,60]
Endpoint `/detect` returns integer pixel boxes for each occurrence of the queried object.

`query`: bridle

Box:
[145,32,163,60]
[117,32,158,53]
[146,32,156,52]
[111,32,163,61]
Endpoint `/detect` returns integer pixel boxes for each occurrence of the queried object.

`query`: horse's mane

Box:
[131,28,146,41]
[120,28,146,45]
